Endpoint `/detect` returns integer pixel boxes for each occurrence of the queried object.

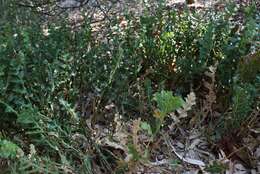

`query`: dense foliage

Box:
[0,1,259,173]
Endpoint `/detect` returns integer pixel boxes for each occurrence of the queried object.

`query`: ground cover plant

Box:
[0,0,259,173]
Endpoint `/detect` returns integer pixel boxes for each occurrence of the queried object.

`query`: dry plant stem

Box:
[225,146,247,160]
[237,109,260,137]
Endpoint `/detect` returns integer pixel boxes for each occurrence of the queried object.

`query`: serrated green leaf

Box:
[153,90,184,116]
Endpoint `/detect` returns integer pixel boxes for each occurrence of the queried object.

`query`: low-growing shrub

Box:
[0,0,259,173]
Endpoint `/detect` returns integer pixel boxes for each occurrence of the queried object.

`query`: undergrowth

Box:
[0,0,259,173]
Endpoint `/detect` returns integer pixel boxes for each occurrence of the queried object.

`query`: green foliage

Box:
[238,51,260,83]
[140,121,153,135]
[0,100,18,125]
[153,90,184,118]
[229,84,256,128]
[218,3,258,87]
[127,144,142,161]
[152,90,184,136]
[205,161,227,174]
[0,139,23,159]
[215,50,259,139]
[0,0,259,173]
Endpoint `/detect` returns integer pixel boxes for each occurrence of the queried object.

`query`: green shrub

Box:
[0,1,259,173]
